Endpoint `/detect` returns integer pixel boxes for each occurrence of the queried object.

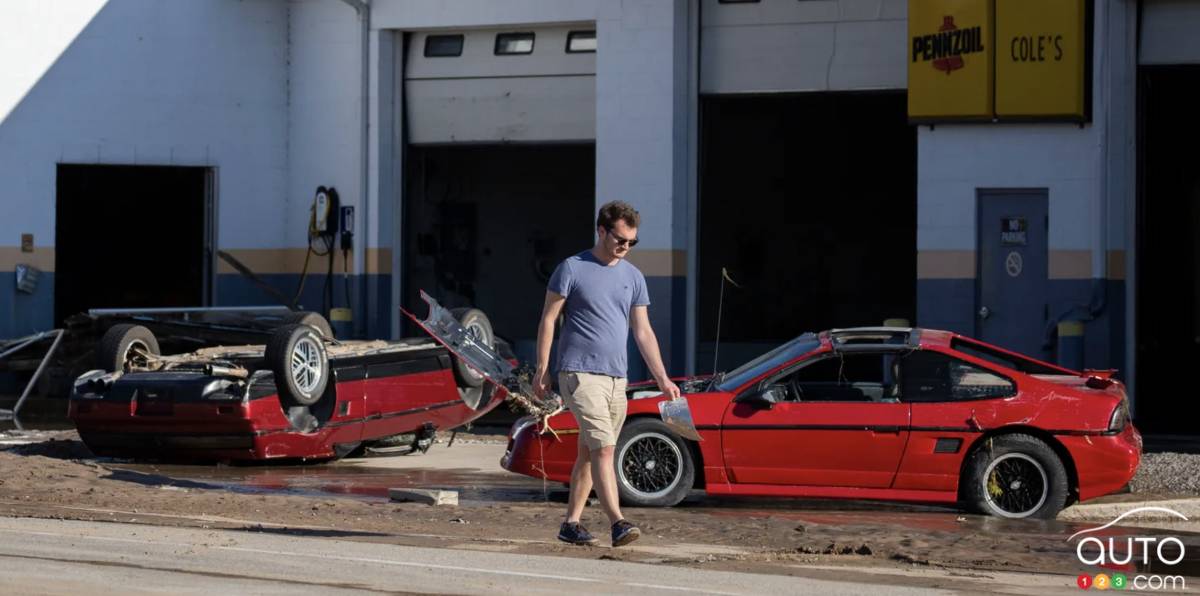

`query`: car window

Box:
[716,334,820,392]
[900,350,1015,402]
[950,337,1072,375]
[776,352,894,402]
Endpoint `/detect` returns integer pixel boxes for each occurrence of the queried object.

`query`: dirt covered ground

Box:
[1,430,1197,583]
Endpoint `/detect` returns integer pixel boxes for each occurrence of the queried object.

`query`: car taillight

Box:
[1108,401,1129,432]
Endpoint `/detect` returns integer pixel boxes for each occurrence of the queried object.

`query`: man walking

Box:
[533,200,681,547]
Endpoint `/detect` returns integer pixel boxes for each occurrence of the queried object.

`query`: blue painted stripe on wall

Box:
[917,278,1126,374]
[216,273,391,339]
[0,271,55,338]
[628,275,687,380]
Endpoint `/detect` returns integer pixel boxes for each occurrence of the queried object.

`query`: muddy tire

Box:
[282,311,334,339]
[97,324,160,372]
[448,307,493,388]
[266,324,329,407]
[615,418,694,507]
[962,434,1069,519]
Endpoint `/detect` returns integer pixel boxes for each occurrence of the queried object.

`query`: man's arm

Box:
[533,291,566,397]
[630,305,681,400]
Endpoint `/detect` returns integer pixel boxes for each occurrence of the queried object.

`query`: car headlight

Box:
[1108,401,1129,432]
[510,415,538,440]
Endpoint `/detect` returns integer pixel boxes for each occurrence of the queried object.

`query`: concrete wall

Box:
[0,0,289,338]
[596,0,694,376]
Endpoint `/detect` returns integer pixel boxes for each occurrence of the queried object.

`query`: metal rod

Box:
[0,331,52,360]
[12,329,65,430]
[87,306,292,315]
[712,270,726,375]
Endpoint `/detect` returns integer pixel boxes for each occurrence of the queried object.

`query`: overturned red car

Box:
[501,328,1141,519]
[70,301,506,462]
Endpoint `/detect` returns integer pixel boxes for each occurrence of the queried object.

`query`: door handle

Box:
[872,426,902,434]
[978,306,991,319]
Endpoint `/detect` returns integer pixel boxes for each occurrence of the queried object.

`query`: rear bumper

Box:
[1061,424,1142,502]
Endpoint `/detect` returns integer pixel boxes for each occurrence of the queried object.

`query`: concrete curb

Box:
[1058,498,1200,521]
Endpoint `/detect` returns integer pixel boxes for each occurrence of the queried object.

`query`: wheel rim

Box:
[618,431,683,500]
[122,340,150,371]
[460,321,488,383]
[290,336,323,395]
[982,453,1048,518]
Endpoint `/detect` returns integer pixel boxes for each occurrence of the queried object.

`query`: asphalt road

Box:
[0,517,952,595]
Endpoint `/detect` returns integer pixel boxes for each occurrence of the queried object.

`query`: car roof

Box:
[821,327,921,351]
[819,327,1077,376]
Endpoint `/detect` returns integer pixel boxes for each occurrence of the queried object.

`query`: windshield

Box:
[713,333,821,392]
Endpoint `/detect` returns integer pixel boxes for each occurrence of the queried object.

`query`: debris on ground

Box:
[387,488,459,506]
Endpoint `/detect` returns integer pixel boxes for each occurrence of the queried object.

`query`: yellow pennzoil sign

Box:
[907,0,994,121]
[995,0,1087,119]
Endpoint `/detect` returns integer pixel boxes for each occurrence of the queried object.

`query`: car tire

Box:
[615,418,694,507]
[281,311,334,339]
[448,307,493,389]
[97,324,161,372]
[962,434,1069,519]
[266,324,329,407]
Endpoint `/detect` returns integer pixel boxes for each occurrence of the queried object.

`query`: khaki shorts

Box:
[558,371,628,451]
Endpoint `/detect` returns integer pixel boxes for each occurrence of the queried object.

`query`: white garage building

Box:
[1,0,1197,433]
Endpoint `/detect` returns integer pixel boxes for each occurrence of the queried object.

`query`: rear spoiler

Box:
[1083,369,1118,389]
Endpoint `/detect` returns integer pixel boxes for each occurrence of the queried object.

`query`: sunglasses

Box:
[605,227,639,248]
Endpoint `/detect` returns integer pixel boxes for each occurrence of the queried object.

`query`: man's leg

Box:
[565,442,593,523]
[590,445,624,524]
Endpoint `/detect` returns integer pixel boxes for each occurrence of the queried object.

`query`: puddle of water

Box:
[107,460,555,505]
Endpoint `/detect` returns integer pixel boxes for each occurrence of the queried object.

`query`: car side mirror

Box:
[739,385,785,409]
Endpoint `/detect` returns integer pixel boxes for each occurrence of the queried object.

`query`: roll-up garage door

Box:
[700,0,907,93]
[405,27,596,143]
[1139,0,1200,65]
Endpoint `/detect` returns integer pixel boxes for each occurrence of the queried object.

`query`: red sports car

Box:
[70,300,506,462]
[501,328,1141,519]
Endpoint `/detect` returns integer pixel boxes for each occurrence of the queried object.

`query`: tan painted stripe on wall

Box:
[1048,250,1126,280]
[922,250,1127,280]
[626,249,687,277]
[1048,250,1092,280]
[0,247,55,271]
[217,248,393,275]
[1107,250,1126,280]
[917,250,975,279]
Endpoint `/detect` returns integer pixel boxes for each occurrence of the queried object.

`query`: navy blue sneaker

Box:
[611,519,641,547]
[558,521,599,546]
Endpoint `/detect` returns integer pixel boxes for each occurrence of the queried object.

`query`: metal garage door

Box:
[700,0,907,93]
[405,27,596,143]
[1140,0,1200,65]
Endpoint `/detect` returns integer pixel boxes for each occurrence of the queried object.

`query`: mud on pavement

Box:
[2,432,1198,583]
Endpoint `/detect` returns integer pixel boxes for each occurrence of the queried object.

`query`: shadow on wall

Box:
[0,0,290,339]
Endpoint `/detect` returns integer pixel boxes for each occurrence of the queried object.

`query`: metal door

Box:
[976,190,1049,357]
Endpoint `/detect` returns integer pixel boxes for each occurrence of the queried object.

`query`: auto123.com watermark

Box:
[1069,507,1189,591]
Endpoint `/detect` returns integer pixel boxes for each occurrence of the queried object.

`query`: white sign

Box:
[1005,251,1023,277]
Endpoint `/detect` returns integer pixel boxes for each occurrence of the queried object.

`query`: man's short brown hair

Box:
[596,201,640,230]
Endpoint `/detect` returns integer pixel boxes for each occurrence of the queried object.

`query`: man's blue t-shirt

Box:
[548,250,650,378]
